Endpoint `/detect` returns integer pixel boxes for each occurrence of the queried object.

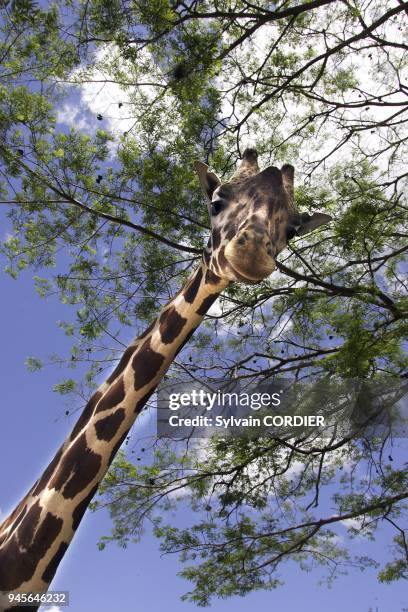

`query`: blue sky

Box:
[0,223,407,611]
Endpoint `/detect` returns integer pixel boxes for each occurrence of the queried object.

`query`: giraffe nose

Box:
[236,229,273,255]
[224,228,275,282]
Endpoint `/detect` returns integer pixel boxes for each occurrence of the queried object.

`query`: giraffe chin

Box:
[226,257,276,284]
[224,237,276,284]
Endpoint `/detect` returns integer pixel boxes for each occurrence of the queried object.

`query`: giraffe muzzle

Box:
[224,228,276,282]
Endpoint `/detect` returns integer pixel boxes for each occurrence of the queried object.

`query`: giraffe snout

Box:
[224,227,275,283]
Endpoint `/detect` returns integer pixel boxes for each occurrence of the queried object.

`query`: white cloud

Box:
[341,513,372,540]
[284,459,305,479]
[65,44,182,153]
[341,516,366,534]
[330,533,344,545]
[56,103,92,131]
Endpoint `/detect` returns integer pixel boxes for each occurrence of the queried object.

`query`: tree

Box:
[0,0,407,606]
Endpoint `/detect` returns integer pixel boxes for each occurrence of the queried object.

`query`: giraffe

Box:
[0,148,331,610]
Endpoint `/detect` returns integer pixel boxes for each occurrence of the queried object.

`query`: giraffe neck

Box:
[0,260,228,606]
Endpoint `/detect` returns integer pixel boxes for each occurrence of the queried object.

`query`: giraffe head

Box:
[196,148,331,283]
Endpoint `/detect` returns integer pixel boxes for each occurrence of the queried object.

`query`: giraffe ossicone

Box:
[0,148,331,610]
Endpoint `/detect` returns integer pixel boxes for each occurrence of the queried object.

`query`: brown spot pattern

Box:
[132,339,165,391]
[106,344,137,384]
[31,446,64,497]
[183,267,203,303]
[173,326,198,358]
[0,502,63,591]
[268,195,278,214]
[41,541,68,583]
[70,390,103,441]
[224,224,236,240]
[49,434,101,499]
[226,210,236,223]
[95,377,125,414]
[71,484,99,531]
[205,269,221,284]
[95,408,125,441]
[159,306,187,344]
[17,501,42,549]
[134,388,155,415]
[196,294,218,316]
[211,228,221,249]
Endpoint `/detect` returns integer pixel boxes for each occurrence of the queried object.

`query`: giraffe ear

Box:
[287,212,332,239]
[195,161,221,202]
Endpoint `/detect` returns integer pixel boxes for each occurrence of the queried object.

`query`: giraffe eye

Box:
[211,199,225,216]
